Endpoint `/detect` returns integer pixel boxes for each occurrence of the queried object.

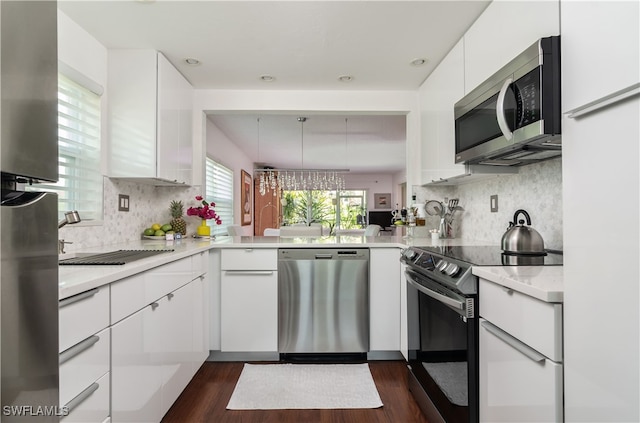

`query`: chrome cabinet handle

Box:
[65,382,99,413]
[224,270,274,276]
[167,292,174,300]
[59,288,99,308]
[481,320,546,363]
[496,77,514,141]
[151,302,160,310]
[59,335,100,365]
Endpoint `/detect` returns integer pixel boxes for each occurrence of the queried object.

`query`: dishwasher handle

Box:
[314,254,333,259]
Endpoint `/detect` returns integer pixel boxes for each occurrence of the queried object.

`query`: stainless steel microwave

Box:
[454,36,561,166]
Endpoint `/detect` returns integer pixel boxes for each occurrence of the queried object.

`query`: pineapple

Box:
[169,200,187,235]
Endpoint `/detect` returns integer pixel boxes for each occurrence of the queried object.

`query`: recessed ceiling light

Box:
[260,75,275,82]
[410,58,427,66]
[338,75,353,82]
[184,58,200,66]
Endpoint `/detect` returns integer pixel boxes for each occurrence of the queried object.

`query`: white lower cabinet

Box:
[369,248,401,351]
[220,249,278,352]
[111,303,163,423]
[59,286,110,422]
[479,278,563,422]
[60,251,209,423]
[111,278,204,423]
[220,269,278,352]
[480,319,563,422]
[61,372,110,422]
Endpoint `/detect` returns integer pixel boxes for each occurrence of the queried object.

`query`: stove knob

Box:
[444,263,460,277]
[436,259,448,272]
[404,249,417,260]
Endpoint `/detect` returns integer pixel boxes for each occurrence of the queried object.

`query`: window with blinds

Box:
[205,158,233,236]
[31,73,103,221]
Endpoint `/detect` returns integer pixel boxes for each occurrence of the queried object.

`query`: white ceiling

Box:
[59,0,490,174]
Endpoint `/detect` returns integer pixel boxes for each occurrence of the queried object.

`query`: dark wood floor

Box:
[161,361,430,423]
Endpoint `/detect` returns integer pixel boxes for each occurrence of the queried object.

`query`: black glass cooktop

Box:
[418,245,563,266]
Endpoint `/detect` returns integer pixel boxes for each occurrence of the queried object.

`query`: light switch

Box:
[118,194,130,212]
[490,195,498,213]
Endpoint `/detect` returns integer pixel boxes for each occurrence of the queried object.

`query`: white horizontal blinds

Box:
[33,74,103,220]
[206,158,233,236]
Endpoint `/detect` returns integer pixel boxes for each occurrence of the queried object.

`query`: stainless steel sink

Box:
[59,249,174,265]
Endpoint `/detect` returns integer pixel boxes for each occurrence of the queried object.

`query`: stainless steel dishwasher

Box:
[278,248,369,355]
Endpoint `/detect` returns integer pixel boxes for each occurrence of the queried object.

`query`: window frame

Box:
[205,157,234,236]
[28,68,104,224]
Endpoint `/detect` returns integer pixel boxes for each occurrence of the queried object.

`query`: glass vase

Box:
[197,219,210,237]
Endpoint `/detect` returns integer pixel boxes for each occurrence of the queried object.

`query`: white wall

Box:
[344,173,395,212]
[205,118,254,235]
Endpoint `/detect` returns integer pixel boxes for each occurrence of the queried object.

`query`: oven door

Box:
[406,269,479,423]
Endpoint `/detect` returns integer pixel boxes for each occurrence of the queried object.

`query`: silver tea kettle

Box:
[501,209,545,255]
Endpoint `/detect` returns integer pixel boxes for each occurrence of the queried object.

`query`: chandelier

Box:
[256,117,348,196]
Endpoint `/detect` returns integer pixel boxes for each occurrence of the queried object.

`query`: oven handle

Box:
[405,271,465,313]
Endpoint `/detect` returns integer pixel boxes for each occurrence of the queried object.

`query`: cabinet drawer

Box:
[480,319,563,422]
[111,256,192,323]
[479,279,562,361]
[59,287,109,352]
[60,328,110,406]
[221,248,277,270]
[61,372,110,423]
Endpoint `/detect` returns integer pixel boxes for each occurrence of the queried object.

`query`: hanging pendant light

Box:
[255,116,349,196]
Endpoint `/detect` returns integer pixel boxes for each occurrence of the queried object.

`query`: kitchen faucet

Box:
[58,211,82,254]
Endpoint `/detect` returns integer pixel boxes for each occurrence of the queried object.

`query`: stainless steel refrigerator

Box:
[0,1,60,421]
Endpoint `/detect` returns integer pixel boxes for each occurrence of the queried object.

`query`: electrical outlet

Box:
[490,195,498,213]
[118,194,130,212]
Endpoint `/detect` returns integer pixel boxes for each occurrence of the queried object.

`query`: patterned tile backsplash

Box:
[413,158,563,250]
[61,158,562,252]
[59,178,205,252]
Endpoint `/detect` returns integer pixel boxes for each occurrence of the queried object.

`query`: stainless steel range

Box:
[401,245,562,423]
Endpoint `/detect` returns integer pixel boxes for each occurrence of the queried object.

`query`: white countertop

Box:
[59,234,563,302]
[472,266,564,302]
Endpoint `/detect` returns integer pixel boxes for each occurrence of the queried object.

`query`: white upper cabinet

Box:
[464,0,560,93]
[419,39,466,184]
[560,1,639,113]
[107,50,193,185]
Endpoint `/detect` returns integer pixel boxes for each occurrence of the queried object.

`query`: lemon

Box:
[151,223,161,231]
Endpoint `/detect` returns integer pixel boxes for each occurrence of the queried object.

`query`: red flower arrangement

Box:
[187,195,222,225]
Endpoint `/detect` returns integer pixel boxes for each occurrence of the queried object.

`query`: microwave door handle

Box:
[496,78,514,141]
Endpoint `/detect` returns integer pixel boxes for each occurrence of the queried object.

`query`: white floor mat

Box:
[226,363,383,410]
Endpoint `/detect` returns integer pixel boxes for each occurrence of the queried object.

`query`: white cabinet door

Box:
[480,319,563,423]
[560,0,639,112]
[419,39,466,184]
[192,275,210,368]
[107,49,158,178]
[61,372,110,423]
[108,50,193,183]
[156,53,193,184]
[111,305,163,423]
[369,248,401,351]
[464,1,560,91]
[220,270,278,352]
[158,283,194,417]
